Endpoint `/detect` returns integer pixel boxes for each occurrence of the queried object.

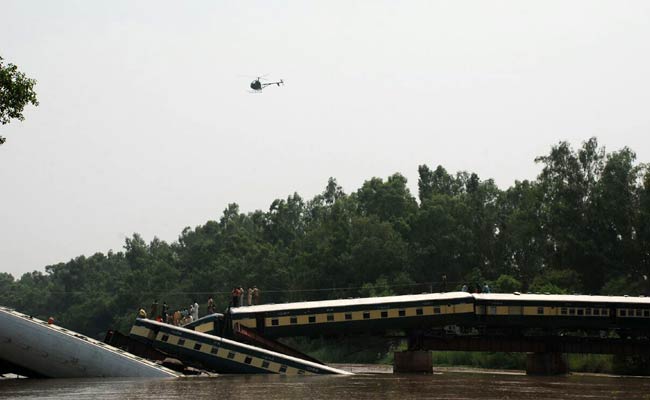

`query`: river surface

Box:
[2,365,650,400]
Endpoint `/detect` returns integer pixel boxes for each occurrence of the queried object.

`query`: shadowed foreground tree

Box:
[0,56,38,145]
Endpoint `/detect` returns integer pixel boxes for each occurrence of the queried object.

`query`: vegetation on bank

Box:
[297,338,638,375]
[1,137,650,373]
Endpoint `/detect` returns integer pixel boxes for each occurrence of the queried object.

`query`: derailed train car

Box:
[227,292,650,338]
[129,318,350,375]
[228,292,476,338]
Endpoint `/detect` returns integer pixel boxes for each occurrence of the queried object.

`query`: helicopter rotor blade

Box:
[237,73,270,79]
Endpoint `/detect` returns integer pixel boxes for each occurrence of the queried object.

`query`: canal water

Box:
[1,365,649,399]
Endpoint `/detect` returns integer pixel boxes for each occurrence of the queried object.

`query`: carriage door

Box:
[255,312,266,334]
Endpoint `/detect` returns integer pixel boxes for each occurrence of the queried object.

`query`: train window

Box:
[602,309,609,316]
[569,309,575,315]
[586,309,592,316]
[636,309,643,317]
[561,308,567,315]
[271,319,279,326]
[416,308,424,316]
[211,346,219,355]
[262,361,270,369]
[227,351,236,359]
[398,310,406,317]
[593,309,600,316]
[620,309,627,317]
[381,311,388,318]
[644,310,650,317]
[434,307,441,314]
[577,309,584,316]
[345,313,352,320]
[279,365,288,373]
[193,343,202,351]
[363,312,370,319]
[489,306,497,315]
[537,307,544,315]
[244,356,253,364]
[178,339,186,346]
[290,317,298,324]
[327,314,334,321]
[308,316,316,323]
[161,334,169,342]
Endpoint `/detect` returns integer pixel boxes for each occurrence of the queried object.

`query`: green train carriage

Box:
[228,292,476,338]
[129,318,350,375]
[474,293,650,333]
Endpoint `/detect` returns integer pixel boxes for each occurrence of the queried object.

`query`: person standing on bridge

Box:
[231,287,240,307]
[239,286,245,307]
[461,284,468,292]
[192,299,199,321]
[252,286,261,305]
[441,275,448,292]
[247,287,253,306]
[207,296,215,314]
[162,301,169,323]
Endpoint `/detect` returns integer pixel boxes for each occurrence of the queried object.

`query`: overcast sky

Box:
[1,1,649,277]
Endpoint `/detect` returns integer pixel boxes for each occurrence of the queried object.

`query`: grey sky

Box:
[1,1,649,277]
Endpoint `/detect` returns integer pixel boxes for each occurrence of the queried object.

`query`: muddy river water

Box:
[1,365,649,400]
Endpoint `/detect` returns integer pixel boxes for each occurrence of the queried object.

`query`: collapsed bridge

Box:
[3,291,650,377]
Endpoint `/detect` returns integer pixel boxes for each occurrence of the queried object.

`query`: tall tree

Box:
[535,138,605,292]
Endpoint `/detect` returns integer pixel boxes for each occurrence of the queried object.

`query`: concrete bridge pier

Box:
[525,352,569,375]
[393,351,433,374]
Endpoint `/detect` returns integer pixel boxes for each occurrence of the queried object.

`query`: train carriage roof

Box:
[229,292,474,315]
[473,293,650,305]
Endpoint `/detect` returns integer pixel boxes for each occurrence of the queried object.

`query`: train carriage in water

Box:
[474,293,650,334]
[129,318,350,375]
[228,292,476,338]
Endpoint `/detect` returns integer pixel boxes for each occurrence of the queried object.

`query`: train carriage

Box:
[229,292,475,338]
[129,318,350,375]
[474,293,650,333]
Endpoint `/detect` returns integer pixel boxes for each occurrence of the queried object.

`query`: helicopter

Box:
[249,76,284,92]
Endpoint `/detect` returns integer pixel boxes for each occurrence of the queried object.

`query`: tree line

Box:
[1,137,649,338]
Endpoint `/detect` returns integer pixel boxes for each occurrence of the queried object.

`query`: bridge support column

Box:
[526,352,568,375]
[393,351,432,374]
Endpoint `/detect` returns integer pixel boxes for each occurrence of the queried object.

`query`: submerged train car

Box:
[474,293,650,332]
[0,306,179,378]
[228,292,475,338]
[129,318,350,375]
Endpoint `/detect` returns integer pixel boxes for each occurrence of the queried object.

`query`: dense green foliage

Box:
[0,56,38,145]
[1,138,649,341]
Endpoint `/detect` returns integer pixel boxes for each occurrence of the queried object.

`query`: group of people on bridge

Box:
[439,275,491,294]
[461,283,491,294]
[137,287,262,325]
[230,286,261,307]
[138,300,200,325]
